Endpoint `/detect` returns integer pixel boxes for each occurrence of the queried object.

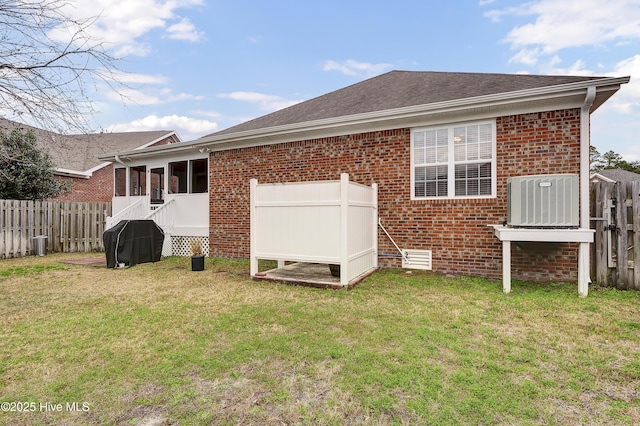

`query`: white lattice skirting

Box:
[163,235,209,257]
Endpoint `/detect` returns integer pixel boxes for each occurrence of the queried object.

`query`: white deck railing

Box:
[144,197,176,234]
[105,199,147,230]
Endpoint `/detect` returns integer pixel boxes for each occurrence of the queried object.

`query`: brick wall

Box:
[209,108,583,282]
[53,165,114,202]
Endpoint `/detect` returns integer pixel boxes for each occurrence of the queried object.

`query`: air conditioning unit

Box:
[507,174,579,228]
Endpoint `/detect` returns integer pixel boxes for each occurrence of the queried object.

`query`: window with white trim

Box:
[411,121,496,199]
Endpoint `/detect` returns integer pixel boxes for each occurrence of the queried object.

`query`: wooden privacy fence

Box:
[590,181,640,290]
[0,200,111,258]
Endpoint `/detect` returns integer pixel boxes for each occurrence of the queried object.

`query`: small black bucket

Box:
[191,255,205,271]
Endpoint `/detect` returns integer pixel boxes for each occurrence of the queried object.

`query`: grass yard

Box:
[1,253,639,425]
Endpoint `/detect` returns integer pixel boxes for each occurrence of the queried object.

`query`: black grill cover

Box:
[103,220,164,268]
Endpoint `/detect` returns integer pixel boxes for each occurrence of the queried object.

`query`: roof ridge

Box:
[209,70,611,137]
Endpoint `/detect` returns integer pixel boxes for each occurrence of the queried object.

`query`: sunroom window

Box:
[168,159,208,194]
[169,161,188,194]
[114,168,126,197]
[130,166,146,196]
[412,121,495,199]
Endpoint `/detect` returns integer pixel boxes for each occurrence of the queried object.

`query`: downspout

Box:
[114,154,130,200]
[579,87,596,295]
[113,155,127,167]
[580,86,596,229]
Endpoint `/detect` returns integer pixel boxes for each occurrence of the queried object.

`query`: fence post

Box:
[0,200,6,258]
[250,179,258,277]
[372,182,379,270]
[615,183,629,289]
[632,181,640,290]
[340,173,349,286]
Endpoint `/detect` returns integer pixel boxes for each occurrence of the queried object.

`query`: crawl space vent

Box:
[402,249,432,270]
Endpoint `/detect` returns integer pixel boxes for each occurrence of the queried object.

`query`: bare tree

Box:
[0,0,123,134]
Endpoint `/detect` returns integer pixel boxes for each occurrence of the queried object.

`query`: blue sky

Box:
[46,0,640,160]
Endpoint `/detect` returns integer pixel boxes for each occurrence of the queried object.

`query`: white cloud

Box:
[105,71,168,85]
[508,48,541,66]
[537,57,593,76]
[605,54,640,114]
[109,114,218,140]
[486,0,640,65]
[106,88,203,106]
[322,60,393,77]
[218,91,302,111]
[166,17,204,42]
[50,0,205,57]
[190,110,223,119]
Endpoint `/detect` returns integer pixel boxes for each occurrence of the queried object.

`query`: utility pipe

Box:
[378,219,409,262]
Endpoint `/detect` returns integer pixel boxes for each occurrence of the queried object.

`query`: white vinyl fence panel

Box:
[250,173,378,286]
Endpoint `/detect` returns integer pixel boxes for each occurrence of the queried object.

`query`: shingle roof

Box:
[209,70,606,137]
[597,168,640,181]
[0,118,178,173]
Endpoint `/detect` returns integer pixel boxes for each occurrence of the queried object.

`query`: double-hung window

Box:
[411,121,496,199]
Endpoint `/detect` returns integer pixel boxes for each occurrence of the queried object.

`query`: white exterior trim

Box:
[54,168,92,179]
[590,172,616,183]
[410,119,497,200]
[490,225,594,297]
[97,77,630,163]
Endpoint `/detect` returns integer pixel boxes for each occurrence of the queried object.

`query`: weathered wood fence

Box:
[590,181,640,289]
[0,200,111,258]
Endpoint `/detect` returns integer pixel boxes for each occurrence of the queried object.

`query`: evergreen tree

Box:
[601,150,625,169]
[590,146,604,171]
[590,146,640,174]
[0,128,69,200]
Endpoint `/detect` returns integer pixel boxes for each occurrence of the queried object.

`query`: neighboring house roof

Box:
[0,118,181,177]
[591,168,640,182]
[99,70,630,162]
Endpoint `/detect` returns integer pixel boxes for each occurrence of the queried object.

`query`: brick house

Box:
[0,118,180,202]
[101,70,629,284]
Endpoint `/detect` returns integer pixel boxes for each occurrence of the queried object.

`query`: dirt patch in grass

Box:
[182,359,423,425]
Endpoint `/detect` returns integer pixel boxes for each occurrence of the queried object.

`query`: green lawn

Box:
[1,253,639,425]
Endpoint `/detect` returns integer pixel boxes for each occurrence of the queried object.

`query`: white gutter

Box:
[113,155,127,167]
[580,86,596,228]
[97,76,629,162]
[54,168,91,179]
[197,76,630,145]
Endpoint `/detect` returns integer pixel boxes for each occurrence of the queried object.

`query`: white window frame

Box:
[410,120,497,200]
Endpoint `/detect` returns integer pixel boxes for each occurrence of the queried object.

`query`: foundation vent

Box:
[402,249,432,270]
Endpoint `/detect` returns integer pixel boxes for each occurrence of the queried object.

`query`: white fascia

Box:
[97,76,630,162]
[54,168,91,179]
[196,76,630,150]
[133,131,182,150]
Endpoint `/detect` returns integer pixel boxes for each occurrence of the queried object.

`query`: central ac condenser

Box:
[507,174,579,228]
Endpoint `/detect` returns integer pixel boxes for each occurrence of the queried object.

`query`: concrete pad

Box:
[253,262,375,289]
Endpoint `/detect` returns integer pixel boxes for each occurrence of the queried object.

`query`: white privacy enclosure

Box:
[250,174,378,287]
